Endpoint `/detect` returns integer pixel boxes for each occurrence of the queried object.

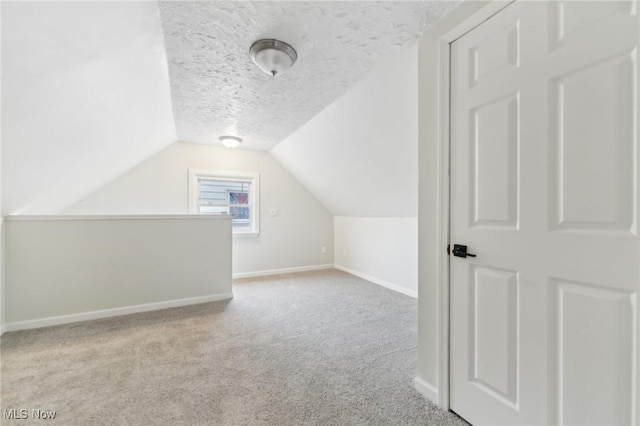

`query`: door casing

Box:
[434,1,640,421]
[422,0,515,412]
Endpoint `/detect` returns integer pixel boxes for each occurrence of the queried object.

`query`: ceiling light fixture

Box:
[249,39,297,77]
[219,135,242,149]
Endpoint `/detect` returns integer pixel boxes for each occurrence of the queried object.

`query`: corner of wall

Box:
[416,28,441,394]
[413,376,439,404]
[334,217,418,297]
[1,0,4,336]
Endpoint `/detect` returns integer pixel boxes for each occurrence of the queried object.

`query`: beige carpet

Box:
[1,269,466,425]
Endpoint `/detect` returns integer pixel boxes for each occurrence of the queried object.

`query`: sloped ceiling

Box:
[2,0,459,216]
[159,1,458,151]
[272,43,419,217]
[2,1,176,215]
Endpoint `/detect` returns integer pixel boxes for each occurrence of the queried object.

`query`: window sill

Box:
[233,231,259,238]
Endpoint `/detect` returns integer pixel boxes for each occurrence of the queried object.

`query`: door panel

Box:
[549,279,636,426]
[469,265,519,406]
[449,1,639,425]
[469,20,519,86]
[470,94,520,228]
[549,1,634,50]
[549,52,636,231]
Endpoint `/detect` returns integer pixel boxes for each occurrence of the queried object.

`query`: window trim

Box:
[188,169,260,237]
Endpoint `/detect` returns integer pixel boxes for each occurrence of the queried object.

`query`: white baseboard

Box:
[414,376,439,404]
[334,264,418,298]
[3,293,233,333]
[233,264,334,279]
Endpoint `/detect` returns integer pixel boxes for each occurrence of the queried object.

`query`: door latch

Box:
[452,244,476,258]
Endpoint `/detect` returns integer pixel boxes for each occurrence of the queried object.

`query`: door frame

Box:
[431,1,640,420]
[426,0,514,411]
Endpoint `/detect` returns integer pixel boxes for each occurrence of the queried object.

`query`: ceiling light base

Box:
[250,39,297,77]
[219,136,242,149]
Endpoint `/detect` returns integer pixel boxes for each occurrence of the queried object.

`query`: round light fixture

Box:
[249,39,297,77]
[219,135,242,149]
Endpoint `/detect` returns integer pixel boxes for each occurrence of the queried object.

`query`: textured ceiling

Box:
[159,1,458,151]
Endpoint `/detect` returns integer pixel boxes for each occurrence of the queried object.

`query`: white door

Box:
[449,1,640,425]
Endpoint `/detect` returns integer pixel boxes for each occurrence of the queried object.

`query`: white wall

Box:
[4,216,232,331]
[1,1,176,216]
[65,143,334,276]
[271,42,419,293]
[0,0,4,335]
[334,217,417,297]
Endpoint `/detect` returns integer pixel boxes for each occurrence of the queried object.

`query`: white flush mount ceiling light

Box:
[219,135,242,149]
[250,39,297,77]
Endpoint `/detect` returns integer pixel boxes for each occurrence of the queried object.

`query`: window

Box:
[188,169,260,236]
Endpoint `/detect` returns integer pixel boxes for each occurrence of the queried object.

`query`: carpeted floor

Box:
[1,269,466,425]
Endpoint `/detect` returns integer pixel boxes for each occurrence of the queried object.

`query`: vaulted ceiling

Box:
[2,1,459,215]
[159,1,458,151]
[2,1,176,215]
